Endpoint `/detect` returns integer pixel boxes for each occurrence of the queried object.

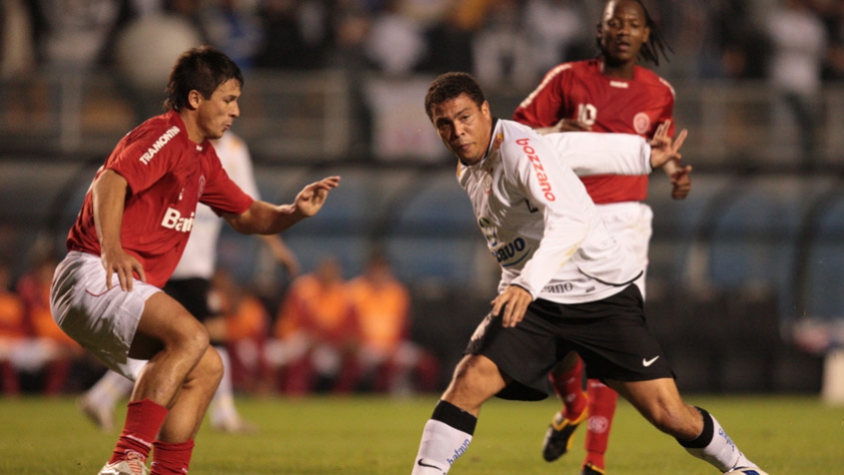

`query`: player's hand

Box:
[491,285,533,328]
[100,246,146,291]
[293,176,341,218]
[554,118,592,132]
[670,163,693,199]
[649,120,687,169]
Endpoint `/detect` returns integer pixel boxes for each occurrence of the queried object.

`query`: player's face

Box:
[598,0,650,65]
[430,93,492,166]
[196,79,241,141]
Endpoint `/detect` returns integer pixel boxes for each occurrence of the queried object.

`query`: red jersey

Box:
[513,59,675,204]
[67,111,254,287]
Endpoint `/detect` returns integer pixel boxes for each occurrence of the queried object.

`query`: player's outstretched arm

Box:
[224,176,341,235]
[93,170,147,291]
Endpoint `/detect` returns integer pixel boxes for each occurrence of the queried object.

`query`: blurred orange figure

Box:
[16,254,83,395]
[0,261,26,395]
[346,254,438,394]
[270,257,356,394]
[208,269,272,394]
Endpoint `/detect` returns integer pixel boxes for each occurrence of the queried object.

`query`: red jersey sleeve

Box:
[107,122,183,195]
[513,63,574,128]
[200,149,254,216]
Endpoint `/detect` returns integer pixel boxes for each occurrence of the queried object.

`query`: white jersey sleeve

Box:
[542,132,652,177]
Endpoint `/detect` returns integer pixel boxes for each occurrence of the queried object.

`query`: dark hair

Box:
[424,72,486,121]
[164,45,244,111]
[599,0,672,66]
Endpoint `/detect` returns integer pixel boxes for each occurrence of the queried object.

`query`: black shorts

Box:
[163,277,212,322]
[465,285,673,401]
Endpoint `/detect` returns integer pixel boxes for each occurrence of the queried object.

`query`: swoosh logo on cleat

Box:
[416,459,443,471]
[642,356,660,367]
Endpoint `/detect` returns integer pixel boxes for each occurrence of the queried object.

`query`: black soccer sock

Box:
[431,400,477,435]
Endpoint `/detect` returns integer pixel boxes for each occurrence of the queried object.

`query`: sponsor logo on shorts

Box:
[139,126,180,165]
[642,355,660,367]
[161,207,195,232]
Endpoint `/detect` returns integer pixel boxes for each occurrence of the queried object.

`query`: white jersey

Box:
[458,119,652,304]
[170,132,260,280]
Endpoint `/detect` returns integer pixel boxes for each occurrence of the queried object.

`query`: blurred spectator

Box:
[346,252,438,395]
[472,0,535,89]
[268,256,357,395]
[419,1,481,74]
[364,0,427,76]
[815,0,844,81]
[0,260,26,395]
[16,253,84,395]
[113,0,205,121]
[767,0,827,169]
[255,0,328,70]
[713,0,769,79]
[524,0,588,76]
[1,0,37,78]
[199,0,263,70]
[26,0,122,70]
[207,268,273,396]
[325,4,374,155]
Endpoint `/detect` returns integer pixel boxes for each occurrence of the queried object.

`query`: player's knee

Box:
[192,346,224,387]
[170,316,210,354]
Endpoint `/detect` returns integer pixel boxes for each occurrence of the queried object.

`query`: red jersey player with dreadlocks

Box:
[514,1,692,474]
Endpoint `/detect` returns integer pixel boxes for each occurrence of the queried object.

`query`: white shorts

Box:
[50,251,160,380]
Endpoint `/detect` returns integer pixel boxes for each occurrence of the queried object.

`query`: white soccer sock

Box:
[680,407,759,472]
[412,401,476,475]
[210,346,240,425]
[85,370,133,407]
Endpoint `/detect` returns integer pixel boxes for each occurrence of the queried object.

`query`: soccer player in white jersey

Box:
[409,72,766,475]
[77,131,300,434]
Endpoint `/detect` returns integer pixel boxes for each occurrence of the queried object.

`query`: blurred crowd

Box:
[3,0,844,88]
[0,249,439,397]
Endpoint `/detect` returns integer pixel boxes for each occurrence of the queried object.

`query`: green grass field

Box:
[0,394,840,474]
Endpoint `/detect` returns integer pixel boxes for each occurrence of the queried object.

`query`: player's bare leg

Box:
[106,292,223,475]
[608,378,763,473]
[411,355,508,474]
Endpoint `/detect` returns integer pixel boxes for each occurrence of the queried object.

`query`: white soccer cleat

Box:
[77,396,115,432]
[723,467,769,475]
[97,452,149,475]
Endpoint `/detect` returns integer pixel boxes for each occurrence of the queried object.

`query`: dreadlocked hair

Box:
[600,0,673,66]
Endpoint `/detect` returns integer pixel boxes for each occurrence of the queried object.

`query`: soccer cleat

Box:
[211,417,259,434]
[541,406,589,462]
[581,462,606,475]
[723,468,769,475]
[97,452,149,475]
[77,396,115,432]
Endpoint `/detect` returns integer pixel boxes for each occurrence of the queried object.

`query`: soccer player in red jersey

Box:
[50,46,339,475]
[513,1,691,474]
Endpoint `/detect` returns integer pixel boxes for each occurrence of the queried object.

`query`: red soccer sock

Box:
[550,357,586,420]
[583,379,618,470]
[150,439,195,475]
[109,399,169,464]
